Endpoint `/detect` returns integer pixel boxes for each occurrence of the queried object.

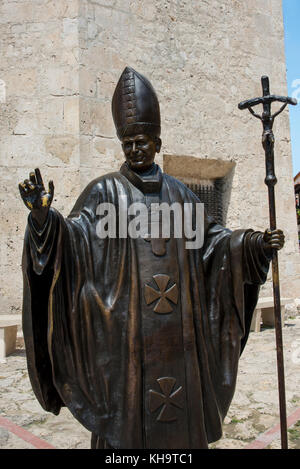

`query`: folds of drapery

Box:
[21,171,271,448]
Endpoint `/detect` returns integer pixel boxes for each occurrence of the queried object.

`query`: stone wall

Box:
[0,0,299,315]
[0,0,81,313]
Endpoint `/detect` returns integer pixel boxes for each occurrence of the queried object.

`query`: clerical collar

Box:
[120,162,162,194]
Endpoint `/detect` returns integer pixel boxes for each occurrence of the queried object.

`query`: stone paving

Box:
[0,317,300,450]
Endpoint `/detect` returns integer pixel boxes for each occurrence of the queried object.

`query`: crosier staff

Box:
[238,76,297,449]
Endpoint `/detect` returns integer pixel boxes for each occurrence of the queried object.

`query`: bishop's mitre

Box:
[112,67,161,140]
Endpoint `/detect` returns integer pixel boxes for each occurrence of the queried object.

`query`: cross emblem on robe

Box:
[144,274,178,314]
[149,377,184,422]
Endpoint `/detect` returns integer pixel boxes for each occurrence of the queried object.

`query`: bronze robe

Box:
[22,164,270,449]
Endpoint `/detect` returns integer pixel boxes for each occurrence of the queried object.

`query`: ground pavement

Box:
[0,317,300,450]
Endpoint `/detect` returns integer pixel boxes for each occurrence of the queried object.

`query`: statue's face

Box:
[121,134,161,172]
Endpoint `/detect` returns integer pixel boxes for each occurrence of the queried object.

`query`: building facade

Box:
[0,0,299,315]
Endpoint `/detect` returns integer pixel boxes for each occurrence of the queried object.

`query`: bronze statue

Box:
[19,67,284,449]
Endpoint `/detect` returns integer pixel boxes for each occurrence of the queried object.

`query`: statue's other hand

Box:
[18,168,54,225]
[262,229,285,254]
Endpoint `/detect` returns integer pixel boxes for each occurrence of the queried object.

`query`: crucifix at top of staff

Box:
[239,76,297,449]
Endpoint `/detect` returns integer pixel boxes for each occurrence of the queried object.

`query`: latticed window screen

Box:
[186,179,224,225]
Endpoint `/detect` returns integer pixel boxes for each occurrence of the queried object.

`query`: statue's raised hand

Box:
[19,168,54,227]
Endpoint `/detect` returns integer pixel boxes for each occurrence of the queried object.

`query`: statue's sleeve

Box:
[22,208,64,414]
[202,216,272,351]
[229,228,272,352]
[242,230,272,285]
[26,209,59,275]
[22,181,101,415]
[204,220,271,286]
[197,220,272,428]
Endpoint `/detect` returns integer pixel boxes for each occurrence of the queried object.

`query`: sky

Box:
[283,0,300,177]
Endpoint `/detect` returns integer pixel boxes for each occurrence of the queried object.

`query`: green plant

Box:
[288,421,300,442]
